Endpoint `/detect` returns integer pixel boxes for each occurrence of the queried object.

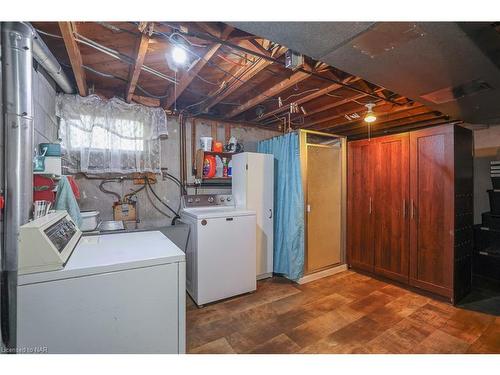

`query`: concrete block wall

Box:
[76,117,279,228]
[28,68,280,229]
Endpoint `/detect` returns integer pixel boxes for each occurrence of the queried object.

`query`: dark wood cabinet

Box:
[347,139,375,272]
[373,133,410,283]
[347,125,473,303]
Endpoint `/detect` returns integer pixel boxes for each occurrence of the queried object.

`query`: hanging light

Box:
[364,103,377,123]
[172,45,188,65]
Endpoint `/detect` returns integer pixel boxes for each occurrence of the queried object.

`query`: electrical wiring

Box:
[216,53,247,67]
[72,33,178,84]
[281,88,320,103]
[144,184,172,218]
[98,180,122,202]
[152,29,280,104]
[194,73,220,86]
[78,62,242,106]
[144,177,179,217]
[326,92,343,98]
[169,31,209,48]
[35,28,63,39]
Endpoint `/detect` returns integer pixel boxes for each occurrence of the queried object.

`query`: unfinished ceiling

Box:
[232,21,500,126]
[32,21,455,138]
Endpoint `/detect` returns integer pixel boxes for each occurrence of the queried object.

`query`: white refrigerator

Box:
[232,152,274,279]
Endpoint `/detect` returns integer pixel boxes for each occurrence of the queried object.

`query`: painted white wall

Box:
[472,125,500,224]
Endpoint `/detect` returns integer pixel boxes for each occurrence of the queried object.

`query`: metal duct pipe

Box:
[0,22,4,351]
[1,22,35,351]
[32,29,74,94]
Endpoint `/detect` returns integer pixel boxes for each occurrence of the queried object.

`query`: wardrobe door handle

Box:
[403,199,407,219]
[369,197,373,214]
[410,199,415,219]
[269,209,273,219]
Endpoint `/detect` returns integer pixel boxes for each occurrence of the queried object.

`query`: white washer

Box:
[180,194,256,306]
[17,231,186,354]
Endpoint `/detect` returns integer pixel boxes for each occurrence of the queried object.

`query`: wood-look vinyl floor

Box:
[186,270,500,354]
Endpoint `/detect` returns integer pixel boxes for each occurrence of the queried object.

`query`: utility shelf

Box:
[194,149,239,180]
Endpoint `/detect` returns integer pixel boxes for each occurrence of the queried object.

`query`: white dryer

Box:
[17,226,186,354]
[180,194,256,306]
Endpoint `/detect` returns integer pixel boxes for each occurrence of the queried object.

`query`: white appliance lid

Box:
[18,231,185,285]
[181,207,256,220]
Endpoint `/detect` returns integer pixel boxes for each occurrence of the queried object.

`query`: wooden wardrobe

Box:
[347,125,473,303]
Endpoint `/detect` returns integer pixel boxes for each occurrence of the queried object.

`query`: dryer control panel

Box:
[182,194,234,208]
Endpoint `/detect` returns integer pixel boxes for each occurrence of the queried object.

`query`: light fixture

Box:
[172,45,187,65]
[364,103,377,123]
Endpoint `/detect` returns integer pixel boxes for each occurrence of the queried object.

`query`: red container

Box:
[33,175,56,203]
[213,141,223,153]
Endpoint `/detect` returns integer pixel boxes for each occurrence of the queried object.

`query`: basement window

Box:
[56,94,167,175]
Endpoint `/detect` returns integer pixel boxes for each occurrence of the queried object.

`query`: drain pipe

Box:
[1,22,35,351]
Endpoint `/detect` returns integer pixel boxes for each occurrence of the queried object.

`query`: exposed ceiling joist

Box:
[314,102,423,131]
[196,22,224,38]
[341,110,443,137]
[58,21,87,96]
[226,65,313,119]
[237,39,270,57]
[200,46,287,114]
[304,88,385,120]
[125,32,150,103]
[163,26,234,110]
[258,77,365,123]
[348,118,456,140]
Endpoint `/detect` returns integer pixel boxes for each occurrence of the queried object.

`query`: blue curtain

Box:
[258,132,304,281]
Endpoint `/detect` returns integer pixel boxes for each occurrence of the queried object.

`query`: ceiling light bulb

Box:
[364,103,377,123]
[172,46,187,65]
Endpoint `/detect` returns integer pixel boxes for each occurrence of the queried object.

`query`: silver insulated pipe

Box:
[32,30,73,94]
[1,22,35,351]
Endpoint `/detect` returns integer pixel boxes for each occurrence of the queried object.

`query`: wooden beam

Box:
[313,102,423,131]
[191,119,197,174]
[342,111,445,137]
[238,40,270,57]
[163,26,234,110]
[347,118,454,140]
[197,22,223,38]
[211,121,217,141]
[225,67,312,119]
[125,33,150,103]
[131,94,160,107]
[224,123,231,143]
[257,78,365,123]
[58,22,87,96]
[304,88,386,120]
[200,46,287,114]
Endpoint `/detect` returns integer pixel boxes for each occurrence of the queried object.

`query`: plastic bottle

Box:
[216,156,223,177]
[228,159,232,177]
[222,157,228,177]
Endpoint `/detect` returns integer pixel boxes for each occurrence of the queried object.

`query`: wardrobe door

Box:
[409,126,454,298]
[373,133,410,283]
[347,140,376,272]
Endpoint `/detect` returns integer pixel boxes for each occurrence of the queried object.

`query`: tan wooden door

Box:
[306,144,342,273]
